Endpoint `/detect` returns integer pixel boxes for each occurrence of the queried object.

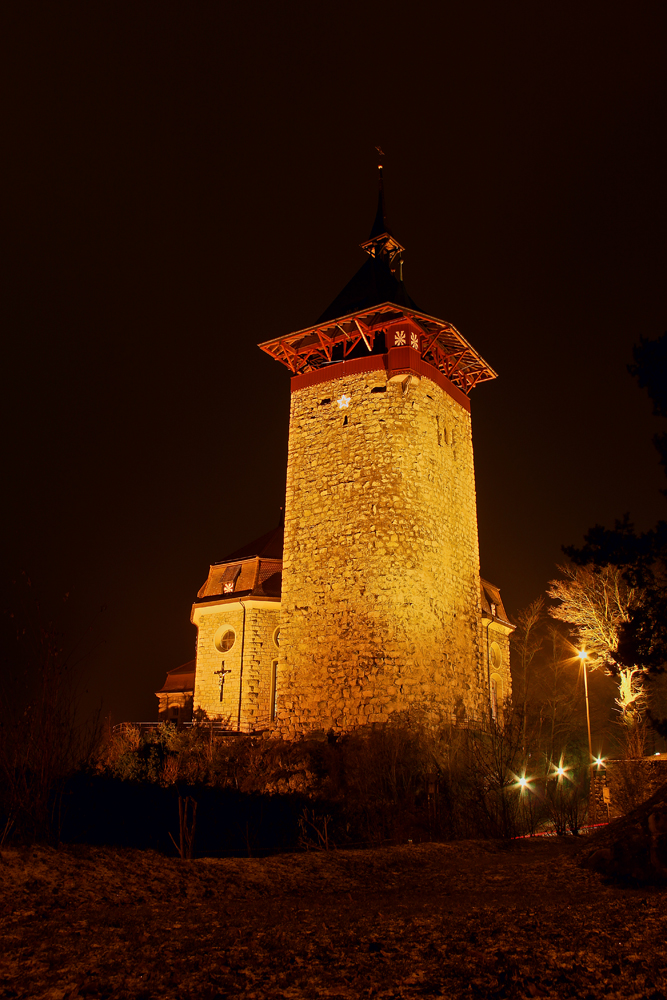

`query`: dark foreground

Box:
[1,838,665,1000]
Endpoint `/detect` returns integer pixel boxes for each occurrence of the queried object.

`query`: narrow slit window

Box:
[270,660,278,721]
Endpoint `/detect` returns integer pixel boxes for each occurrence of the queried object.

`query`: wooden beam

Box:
[353,318,373,352]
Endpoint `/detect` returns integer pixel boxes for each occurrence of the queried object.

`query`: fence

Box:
[112,720,233,737]
[112,712,497,740]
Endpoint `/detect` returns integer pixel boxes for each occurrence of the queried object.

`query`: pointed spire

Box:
[359,157,405,261]
[315,160,416,323]
[369,163,392,239]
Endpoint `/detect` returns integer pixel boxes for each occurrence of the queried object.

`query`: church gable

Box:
[190,525,283,729]
[480,579,514,720]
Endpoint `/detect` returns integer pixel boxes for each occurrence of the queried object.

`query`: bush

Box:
[59,771,309,855]
[80,708,586,855]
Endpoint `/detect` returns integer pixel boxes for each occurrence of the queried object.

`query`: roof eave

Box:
[258,302,497,385]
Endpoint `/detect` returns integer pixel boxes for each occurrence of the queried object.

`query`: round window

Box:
[214,627,236,653]
[273,627,281,649]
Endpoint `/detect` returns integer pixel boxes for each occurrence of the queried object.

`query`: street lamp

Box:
[578,650,596,825]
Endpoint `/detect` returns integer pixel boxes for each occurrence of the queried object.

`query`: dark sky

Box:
[2,3,666,722]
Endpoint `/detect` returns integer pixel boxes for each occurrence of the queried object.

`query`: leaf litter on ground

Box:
[0,837,665,999]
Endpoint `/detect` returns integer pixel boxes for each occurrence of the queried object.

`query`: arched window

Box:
[490,673,503,721]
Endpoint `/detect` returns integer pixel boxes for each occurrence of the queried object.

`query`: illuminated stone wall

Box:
[192,601,281,730]
[276,367,490,736]
[484,622,513,720]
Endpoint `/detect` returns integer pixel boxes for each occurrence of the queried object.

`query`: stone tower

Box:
[258,168,508,736]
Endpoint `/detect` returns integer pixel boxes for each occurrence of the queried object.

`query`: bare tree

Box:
[511,596,545,747]
[547,563,647,723]
[0,577,102,844]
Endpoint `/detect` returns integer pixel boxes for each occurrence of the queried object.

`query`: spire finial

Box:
[369,147,391,240]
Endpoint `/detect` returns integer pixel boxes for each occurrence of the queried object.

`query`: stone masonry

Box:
[193,602,281,730]
[275,366,488,736]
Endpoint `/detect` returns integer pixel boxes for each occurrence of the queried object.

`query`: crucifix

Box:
[214,663,232,703]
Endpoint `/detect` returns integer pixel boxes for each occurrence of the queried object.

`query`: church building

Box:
[157,168,514,735]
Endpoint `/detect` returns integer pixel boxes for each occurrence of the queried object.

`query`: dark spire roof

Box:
[317,256,419,323]
[369,165,391,238]
[317,164,419,324]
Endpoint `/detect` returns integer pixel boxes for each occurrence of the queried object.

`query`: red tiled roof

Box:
[196,557,282,602]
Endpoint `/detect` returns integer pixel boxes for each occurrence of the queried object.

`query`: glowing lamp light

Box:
[555,766,566,777]
[594,756,605,768]
[518,777,528,788]
[577,649,588,661]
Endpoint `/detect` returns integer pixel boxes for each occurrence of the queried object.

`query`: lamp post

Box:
[578,650,596,825]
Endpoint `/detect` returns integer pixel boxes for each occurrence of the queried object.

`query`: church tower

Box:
[259,167,508,736]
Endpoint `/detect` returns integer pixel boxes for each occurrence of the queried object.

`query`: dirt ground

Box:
[0,837,665,1000]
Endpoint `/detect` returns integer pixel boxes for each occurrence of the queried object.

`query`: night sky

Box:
[3,4,666,722]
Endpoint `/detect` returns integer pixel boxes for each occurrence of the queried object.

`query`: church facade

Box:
[157,169,513,735]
